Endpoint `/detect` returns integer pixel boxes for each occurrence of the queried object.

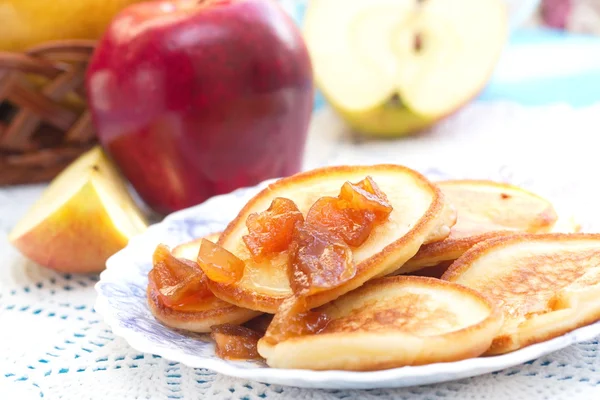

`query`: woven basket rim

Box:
[0,39,97,185]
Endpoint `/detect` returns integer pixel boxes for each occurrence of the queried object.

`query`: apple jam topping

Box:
[197,239,245,284]
[210,324,263,360]
[263,296,330,345]
[288,223,355,296]
[243,314,274,336]
[149,244,213,308]
[340,176,393,219]
[210,315,275,361]
[306,176,393,247]
[306,197,375,247]
[243,197,304,260]
[236,176,391,297]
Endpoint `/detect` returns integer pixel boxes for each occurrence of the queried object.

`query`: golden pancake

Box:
[211,165,456,313]
[401,180,576,273]
[257,276,502,370]
[443,233,600,355]
[148,235,260,333]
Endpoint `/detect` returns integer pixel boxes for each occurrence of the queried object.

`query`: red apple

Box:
[86,0,314,215]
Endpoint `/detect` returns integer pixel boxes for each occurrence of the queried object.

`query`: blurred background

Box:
[283,0,600,109]
[2,0,600,187]
[480,0,600,107]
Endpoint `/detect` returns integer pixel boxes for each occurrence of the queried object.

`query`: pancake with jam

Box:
[402,180,580,274]
[201,165,456,313]
[257,276,502,370]
[443,233,600,355]
[147,235,260,333]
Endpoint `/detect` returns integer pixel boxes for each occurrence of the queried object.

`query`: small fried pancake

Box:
[212,165,456,313]
[408,214,580,279]
[402,180,567,273]
[443,233,600,355]
[148,235,260,333]
[257,276,502,370]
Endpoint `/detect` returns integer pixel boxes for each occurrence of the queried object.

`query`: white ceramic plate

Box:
[95,165,600,389]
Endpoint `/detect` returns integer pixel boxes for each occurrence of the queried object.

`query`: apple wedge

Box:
[303,0,508,136]
[9,147,148,273]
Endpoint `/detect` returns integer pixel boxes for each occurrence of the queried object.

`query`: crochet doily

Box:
[2,100,600,399]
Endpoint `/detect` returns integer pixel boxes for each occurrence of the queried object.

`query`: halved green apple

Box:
[9,146,148,273]
[303,0,508,137]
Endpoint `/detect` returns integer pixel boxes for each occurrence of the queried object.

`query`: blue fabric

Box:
[479,29,600,107]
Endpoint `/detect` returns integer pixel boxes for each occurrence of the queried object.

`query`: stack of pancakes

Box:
[147,165,600,371]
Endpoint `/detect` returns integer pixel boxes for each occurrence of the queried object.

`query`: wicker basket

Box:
[0,40,98,186]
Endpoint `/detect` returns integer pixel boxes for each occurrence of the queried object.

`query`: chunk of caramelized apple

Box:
[149,244,212,308]
[197,239,244,284]
[242,314,274,336]
[306,176,392,247]
[288,223,355,296]
[211,324,262,360]
[243,197,304,260]
[263,296,329,345]
[340,176,393,219]
[306,197,376,247]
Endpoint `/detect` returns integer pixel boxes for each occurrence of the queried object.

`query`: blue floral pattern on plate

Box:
[95,168,600,389]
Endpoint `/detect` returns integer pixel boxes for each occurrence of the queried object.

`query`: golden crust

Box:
[402,180,560,273]
[442,233,600,281]
[402,231,517,273]
[147,286,261,333]
[442,233,600,355]
[257,276,502,370]
[211,164,455,313]
[485,304,600,356]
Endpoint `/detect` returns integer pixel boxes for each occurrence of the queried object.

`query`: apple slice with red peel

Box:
[303,0,508,136]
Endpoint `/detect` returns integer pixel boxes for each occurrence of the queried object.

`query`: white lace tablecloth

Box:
[2,101,600,399]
